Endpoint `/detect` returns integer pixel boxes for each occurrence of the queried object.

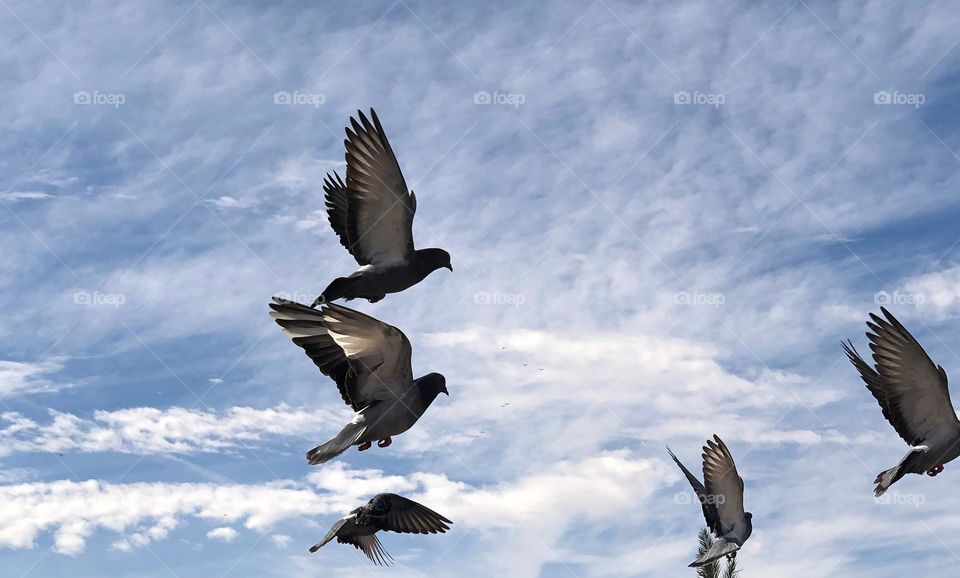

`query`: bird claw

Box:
[927,463,944,477]
[358,441,372,451]
[726,551,737,560]
[377,437,392,448]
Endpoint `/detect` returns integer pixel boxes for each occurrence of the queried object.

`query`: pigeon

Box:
[313,109,452,306]
[843,306,960,496]
[667,436,753,567]
[310,493,452,565]
[269,297,448,464]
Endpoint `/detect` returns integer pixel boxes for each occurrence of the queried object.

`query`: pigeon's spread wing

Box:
[269,297,357,409]
[667,446,721,536]
[359,493,452,535]
[344,109,416,267]
[864,307,960,445]
[323,171,368,265]
[702,436,745,534]
[338,533,394,566]
[321,303,413,404]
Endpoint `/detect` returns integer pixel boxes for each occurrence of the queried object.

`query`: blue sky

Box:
[3,0,960,575]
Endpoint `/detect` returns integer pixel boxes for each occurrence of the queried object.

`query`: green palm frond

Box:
[694,528,739,578]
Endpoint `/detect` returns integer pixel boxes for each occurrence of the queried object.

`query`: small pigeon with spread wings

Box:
[314,109,452,306]
[667,436,753,567]
[844,307,960,496]
[311,493,452,565]
[269,297,448,464]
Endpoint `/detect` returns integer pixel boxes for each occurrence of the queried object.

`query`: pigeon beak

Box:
[442,386,449,396]
[445,264,453,272]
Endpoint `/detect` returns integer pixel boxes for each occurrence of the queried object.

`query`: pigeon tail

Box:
[307,422,366,465]
[316,275,361,305]
[689,536,740,567]
[875,445,928,497]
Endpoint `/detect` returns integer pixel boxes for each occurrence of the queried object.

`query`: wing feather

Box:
[343,109,415,266]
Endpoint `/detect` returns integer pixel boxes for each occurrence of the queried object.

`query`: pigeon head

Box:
[417,372,448,402]
[416,248,453,273]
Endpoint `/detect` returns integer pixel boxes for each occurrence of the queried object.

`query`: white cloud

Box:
[0,359,68,397]
[0,404,341,456]
[5,191,53,201]
[206,526,238,542]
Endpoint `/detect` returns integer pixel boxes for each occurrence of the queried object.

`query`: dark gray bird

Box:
[269,297,448,464]
[843,307,960,496]
[667,436,753,567]
[313,109,452,306]
[310,493,452,565]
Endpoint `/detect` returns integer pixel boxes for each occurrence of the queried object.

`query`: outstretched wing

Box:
[269,297,356,408]
[702,435,746,535]
[338,534,394,566]
[864,307,960,445]
[323,171,369,265]
[359,493,452,535]
[321,302,413,404]
[269,298,411,409]
[343,109,416,266]
[667,446,721,537]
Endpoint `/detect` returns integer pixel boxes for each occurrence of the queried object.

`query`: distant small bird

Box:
[313,109,452,306]
[311,493,452,565]
[269,297,448,464]
[844,307,960,496]
[667,436,753,567]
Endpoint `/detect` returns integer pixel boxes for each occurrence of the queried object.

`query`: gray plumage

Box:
[843,307,960,496]
[310,493,452,565]
[269,297,448,465]
[667,436,753,567]
[313,109,452,306]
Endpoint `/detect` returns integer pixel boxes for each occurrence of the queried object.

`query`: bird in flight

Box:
[269,297,448,464]
[667,435,753,567]
[844,307,960,496]
[313,109,452,306]
[310,493,452,565]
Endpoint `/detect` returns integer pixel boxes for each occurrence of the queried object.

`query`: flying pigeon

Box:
[843,307,960,496]
[269,297,448,464]
[667,436,753,567]
[310,493,452,565]
[313,109,452,306]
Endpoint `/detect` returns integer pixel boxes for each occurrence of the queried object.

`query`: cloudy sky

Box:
[2,0,960,576]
